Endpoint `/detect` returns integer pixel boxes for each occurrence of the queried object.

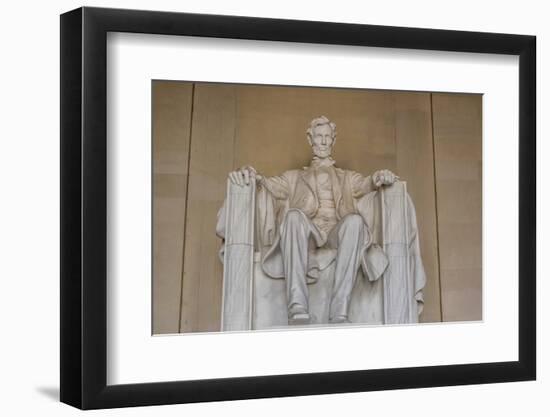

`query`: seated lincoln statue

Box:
[216,116,426,330]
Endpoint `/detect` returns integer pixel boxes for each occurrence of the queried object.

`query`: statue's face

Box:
[309,124,335,159]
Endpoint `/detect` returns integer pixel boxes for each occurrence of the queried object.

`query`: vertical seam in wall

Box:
[178,83,196,333]
[393,93,398,162]
[232,88,238,170]
[430,93,444,322]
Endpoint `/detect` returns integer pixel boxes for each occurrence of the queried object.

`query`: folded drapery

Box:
[216,180,426,326]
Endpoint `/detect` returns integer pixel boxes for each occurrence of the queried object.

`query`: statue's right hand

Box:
[228,166,261,186]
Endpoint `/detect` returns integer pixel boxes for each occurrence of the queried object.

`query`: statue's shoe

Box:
[329,315,351,324]
[289,312,311,325]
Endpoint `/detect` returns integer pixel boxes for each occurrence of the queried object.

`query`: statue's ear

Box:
[307,134,313,147]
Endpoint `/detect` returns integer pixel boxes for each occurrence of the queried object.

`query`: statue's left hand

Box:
[373,169,399,187]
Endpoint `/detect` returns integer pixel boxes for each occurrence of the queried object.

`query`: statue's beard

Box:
[312,146,332,159]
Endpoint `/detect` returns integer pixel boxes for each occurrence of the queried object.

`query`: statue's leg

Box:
[328,214,366,323]
[279,209,315,324]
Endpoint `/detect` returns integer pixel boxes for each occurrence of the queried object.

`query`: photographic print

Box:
[152,81,482,334]
[61,8,535,408]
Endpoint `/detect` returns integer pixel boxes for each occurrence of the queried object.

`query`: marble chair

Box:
[218,178,424,331]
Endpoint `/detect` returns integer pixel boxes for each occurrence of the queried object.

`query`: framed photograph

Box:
[60,6,536,409]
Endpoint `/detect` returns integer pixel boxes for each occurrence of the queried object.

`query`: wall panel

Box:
[394,93,441,322]
[179,84,237,332]
[432,93,483,322]
[153,82,481,333]
[152,81,193,334]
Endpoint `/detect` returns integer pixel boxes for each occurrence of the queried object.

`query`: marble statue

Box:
[216,116,426,330]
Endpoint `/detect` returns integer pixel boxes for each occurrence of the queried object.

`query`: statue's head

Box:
[306,116,337,159]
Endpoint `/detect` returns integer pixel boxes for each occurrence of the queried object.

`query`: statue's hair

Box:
[306,116,337,140]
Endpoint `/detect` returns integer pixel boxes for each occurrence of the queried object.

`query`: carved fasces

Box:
[380,182,421,324]
[220,178,256,331]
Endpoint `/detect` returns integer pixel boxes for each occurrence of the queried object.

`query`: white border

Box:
[107,33,518,385]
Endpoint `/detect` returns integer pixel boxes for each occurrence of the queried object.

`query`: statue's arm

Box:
[258,173,290,200]
[351,169,400,197]
[228,165,290,200]
[350,171,375,198]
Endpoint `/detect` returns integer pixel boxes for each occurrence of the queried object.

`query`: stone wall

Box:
[152,81,482,334]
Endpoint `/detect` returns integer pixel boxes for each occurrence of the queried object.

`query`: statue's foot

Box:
[288,304,311,325]
[329,315,350,324]
[289,312,311,325]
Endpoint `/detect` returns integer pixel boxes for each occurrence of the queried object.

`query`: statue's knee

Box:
[284,209,306,227]
[342,213,363,228]
[338,214,365,242]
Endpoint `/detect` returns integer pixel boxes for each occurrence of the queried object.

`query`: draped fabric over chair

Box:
[217,180,426,331]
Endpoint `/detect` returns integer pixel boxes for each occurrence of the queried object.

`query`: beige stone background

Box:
[152,81,482,334]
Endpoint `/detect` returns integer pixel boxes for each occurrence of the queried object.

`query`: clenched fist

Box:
[228,166,263,186]
[372,169,399,188]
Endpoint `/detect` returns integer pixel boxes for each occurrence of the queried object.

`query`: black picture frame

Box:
[60,6,536,410]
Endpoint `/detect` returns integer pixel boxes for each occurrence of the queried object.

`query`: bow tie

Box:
[310,157,336,169]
